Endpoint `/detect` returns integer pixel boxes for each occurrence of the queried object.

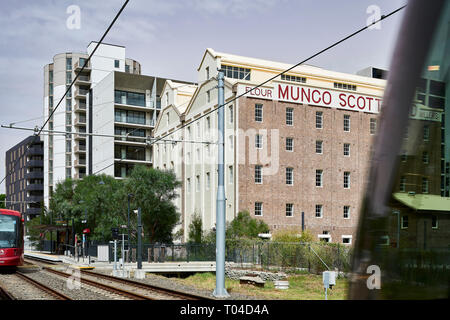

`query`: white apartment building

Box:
[153,48,386,243]
[43,42,192,207]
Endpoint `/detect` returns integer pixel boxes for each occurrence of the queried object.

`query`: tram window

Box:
[349,1,450,300]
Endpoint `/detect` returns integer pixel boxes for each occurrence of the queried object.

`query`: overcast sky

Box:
[0,0,407,193]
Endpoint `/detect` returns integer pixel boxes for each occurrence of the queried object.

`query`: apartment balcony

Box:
[74,115,87,126]
[74,144,86,153]
[74,131,87,140]
[26,195,43,203]
[74,60,91,72]
[114,158,152,165]
[26,146,43,156]
[74,101,87,113]
[114,100,151,112]
[74,158,86,167]
[114,139,147,147]
[74,172,86,180]
[26,160,43,168]
[74,87,89,99]
[25,171,43,180]
[114,118,155,129]
[26,183,44,192]
[26,207,42,216]
[74,74,91,86]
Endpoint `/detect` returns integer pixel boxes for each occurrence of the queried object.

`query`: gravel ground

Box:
[0,273,52,300]
[30,269,125,300]
[92,268,259,300]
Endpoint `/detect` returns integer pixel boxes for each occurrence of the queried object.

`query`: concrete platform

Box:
[24,251,216,274]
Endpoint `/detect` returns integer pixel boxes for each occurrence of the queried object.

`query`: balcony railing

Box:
[75,115,87,125]
[26,183,44,192]
[75,75,91,84]
[74,144,86,153]
[74,60,91,71]
[74,101,87,112]
[74,158,86,166]
[25,171,43,180]
[26,160,43,168]
[75,88,89,99]
[114,118,155,127]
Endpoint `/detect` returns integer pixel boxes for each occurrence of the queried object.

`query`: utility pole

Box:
[137,207,142,270]
[213,69,229,298]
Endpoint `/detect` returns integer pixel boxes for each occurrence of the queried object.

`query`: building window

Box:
[286,203,294,217]
[334,82,356,91]
[431,215,438,229]
[205,66,210,80]
[399,176,406,192]
[316,111,323,129]
[370,118,377,135]
[187,178,191,193]
[343,206,350,219]
[422,151,429,164]
[342,236,352,244]
[316,140,323,154]
[196,175,200,192]
[66,57,72,70]
[222,64,250,80]
[206,172,210,190]
[315,204,323,218]
[343,114,350,132]
[115,59,120,68]
[229,106,233,123]
[344,171,351,189]
[422,177,429,193]
[286,108,294,126]
[255,202,263,216]
[281,74,306,83]
[255,104,263,122]
[255,134,263,149]
[286,138,294,151]
[316,169,323,187]
[115,90,146,107]
[423,125,430,141]
[207,90,211,103]
[66,71,72,85]
[229,166,233,184]
[255,165,262,184]
[401,215,408,229]
[286,167,294,185]
[343,143,350,156]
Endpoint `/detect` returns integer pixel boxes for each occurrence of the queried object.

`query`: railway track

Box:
[0,284,16,300]
[15,272,72,300]
[43,267,212,300]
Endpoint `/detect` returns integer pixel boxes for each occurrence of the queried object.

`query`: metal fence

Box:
[104,241,352,273]
[36,240,352,273]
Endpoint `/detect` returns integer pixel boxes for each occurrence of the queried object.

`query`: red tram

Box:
[0,209,24,267]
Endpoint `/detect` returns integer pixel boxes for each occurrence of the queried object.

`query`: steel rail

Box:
[80,269,212,300]
[43,267,152,300]
[15,272,72,300]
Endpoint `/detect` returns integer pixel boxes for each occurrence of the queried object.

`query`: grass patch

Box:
[175,272,348,300]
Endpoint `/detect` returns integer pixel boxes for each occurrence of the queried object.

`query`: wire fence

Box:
[37,240,352,274]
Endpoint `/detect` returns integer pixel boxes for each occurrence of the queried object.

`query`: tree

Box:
[226,210,270,240]
[49,174,126,241]
[125,165,181,243]
[0,194,5,209]
[188,212,203,243]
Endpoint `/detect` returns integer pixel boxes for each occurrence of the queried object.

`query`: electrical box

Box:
[323,271,336,289]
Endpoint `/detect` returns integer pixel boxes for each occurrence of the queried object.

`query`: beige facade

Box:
[153,48,386,244]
